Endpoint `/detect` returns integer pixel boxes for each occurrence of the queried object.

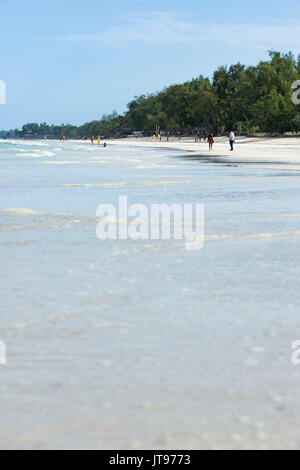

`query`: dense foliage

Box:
[1,51,300,140]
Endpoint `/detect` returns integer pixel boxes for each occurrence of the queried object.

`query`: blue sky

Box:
[1,0,300,129]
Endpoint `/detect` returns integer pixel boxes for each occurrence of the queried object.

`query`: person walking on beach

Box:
[97,135,101,145]
[91,136,95,145]
[229,131,235,151]
[208,132,214,151]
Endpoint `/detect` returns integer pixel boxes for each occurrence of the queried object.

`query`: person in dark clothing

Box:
[229,131,235,151]
[208,132,214,151]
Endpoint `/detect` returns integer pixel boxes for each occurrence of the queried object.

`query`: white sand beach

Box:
[108,136,300,171]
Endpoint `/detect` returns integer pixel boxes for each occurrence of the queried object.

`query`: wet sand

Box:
[108,136,300,171]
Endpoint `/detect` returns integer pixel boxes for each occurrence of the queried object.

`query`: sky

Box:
[1,0,300,129]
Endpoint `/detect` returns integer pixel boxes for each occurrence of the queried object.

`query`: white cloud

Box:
[52,11,300,50]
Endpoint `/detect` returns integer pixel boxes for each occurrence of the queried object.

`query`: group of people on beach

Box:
[62,135,107,147]
[152,132,162,141]
[84,136,106,147]
[208,131,235,152]
[85,135,101,145]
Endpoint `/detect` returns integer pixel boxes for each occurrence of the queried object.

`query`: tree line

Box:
[1,51,300,140]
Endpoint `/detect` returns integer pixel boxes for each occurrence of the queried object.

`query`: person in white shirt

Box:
[229,131,235,151]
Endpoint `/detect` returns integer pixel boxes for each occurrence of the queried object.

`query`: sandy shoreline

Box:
[2,136,300,170]
[107,136,300,171]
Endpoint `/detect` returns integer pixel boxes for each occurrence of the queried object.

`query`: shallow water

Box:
[1,139,300,449]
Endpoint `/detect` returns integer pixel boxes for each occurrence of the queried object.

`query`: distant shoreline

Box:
[2,136,300,171]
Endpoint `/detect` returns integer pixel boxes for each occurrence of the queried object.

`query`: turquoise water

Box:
[1,139,300,449]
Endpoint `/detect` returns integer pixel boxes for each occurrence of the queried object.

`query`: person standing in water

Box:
[208,132,214,151]
[229,131,235,151]
[97,135,101,145]
[91,136,95,145]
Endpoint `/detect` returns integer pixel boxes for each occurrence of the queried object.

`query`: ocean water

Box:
[1,139,300,449]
